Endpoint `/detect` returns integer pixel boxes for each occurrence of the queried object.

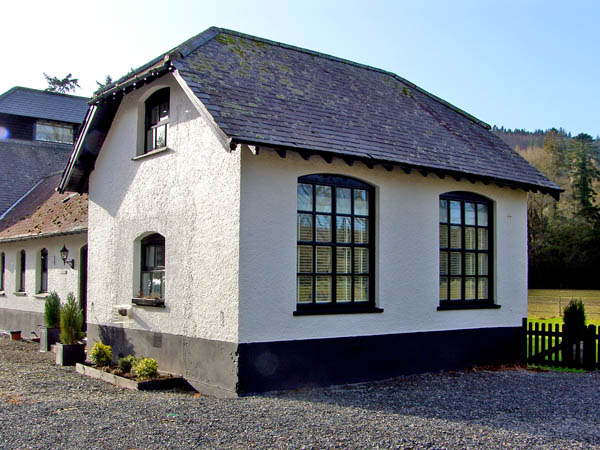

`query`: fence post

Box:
[584,324,595,370]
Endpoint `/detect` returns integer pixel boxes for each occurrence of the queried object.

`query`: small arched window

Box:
[439,192,494,307]
[144,88,169,153]
[295,174,381,315]
[18,249,26,292]
[39,248,48,293]
[0,252,5,291]
[140,234,165,300]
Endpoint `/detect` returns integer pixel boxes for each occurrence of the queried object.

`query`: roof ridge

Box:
[2,86,88,100]
[210,28,490,130]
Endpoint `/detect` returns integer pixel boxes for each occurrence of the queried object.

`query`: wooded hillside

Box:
[493,127,600,288]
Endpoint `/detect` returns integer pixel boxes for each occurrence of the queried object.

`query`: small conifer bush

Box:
[563,298,586,339]
[59,292,84,345]
[90,342,112,366]
[44,291,61,328]
[133,357,158,380]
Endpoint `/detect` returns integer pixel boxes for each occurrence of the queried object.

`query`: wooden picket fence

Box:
[523,318,600,370]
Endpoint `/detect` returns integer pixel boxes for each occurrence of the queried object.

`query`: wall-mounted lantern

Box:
[60,245,75,269]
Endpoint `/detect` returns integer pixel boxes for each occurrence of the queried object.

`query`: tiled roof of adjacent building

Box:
[60,27,561,197]
[0,139,72,216]
[0,172,87,242]
[0,87,88,124]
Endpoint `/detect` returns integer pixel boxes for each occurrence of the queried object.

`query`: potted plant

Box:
[56,292,85,366]
[40,291,61,352]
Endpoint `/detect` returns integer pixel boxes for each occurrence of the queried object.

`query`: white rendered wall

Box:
[87,74,241,343]
[238,148,528,343]
[0,233,87,320]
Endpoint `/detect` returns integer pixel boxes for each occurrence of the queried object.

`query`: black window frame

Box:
[438,191,499,310]
[144,88,170,154]
[135,233,165,306]
[39,248,48,294]
[18,249,26,292]
[0,252,5,291]
[295,174,382,315]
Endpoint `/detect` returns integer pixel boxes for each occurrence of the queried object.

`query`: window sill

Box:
[34,293,49,299]
[13,292,27,297]
[437,302,501,311]
[132,298,165,307]
[132,146,169,161]
[294,304,383,316]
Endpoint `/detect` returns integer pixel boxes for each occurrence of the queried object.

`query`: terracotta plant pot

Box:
[10,330,21,341]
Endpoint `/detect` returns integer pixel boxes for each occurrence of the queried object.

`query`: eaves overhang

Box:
[0,228,87,244]
[229,137,563,201]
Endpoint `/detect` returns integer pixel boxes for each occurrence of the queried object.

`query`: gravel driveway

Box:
[1,335,599,449]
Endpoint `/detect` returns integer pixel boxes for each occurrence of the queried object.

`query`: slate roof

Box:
[60,27,560,197]
[0,87,88,124]
[0,139,72,216]
[0,173,87,242]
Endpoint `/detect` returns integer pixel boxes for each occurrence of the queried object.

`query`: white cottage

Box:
[0,173,88,337]
[59,27,560,396]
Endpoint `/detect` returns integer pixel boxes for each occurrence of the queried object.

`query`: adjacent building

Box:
[0,87,88,217]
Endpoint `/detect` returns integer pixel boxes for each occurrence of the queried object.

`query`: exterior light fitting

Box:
[60,245,75,269]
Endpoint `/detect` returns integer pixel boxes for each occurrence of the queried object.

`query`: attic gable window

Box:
[35,120,74,144]
[144,88,169,153]
[295,174,382,315]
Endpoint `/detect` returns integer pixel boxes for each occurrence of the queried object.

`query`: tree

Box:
[95,74,113,90]
[568,133,600,224]
[542,128,568,179]
[43,73,80,94]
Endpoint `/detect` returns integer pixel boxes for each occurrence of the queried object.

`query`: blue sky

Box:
[1,0,598,136]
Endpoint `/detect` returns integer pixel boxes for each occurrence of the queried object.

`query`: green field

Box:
[528,289,600,321]
[527,291,600,368]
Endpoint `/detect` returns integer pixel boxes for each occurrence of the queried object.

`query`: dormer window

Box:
[145,88,169,153]
[35,120,74,144]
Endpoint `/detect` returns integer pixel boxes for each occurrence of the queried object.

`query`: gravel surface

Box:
[1,335,599,449]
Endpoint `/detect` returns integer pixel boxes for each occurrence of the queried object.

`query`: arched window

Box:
[0,252,5,291]
[295,174,380,315]
[439,192,494,307]
[140,234,165,301]
[39,248,48,293]
[144,88,169,153]
[18,249,26,292]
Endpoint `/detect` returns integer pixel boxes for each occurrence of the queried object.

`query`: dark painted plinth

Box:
[87,324,521,396]
[237,327,522,394]
[87,324,239,397]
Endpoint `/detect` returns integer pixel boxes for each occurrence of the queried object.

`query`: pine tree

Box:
[568,133,600,223]
[43,73,80,94]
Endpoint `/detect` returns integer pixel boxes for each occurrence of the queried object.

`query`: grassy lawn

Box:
[528,317,600,327]
[528,289,600,321]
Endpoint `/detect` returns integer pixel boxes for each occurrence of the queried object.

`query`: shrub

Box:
[44,291,61,328]
[60,292,84,345]
[563,298,586,339]
[90,342,112,366]
[133,357,158,380]
[118,355,138,373]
